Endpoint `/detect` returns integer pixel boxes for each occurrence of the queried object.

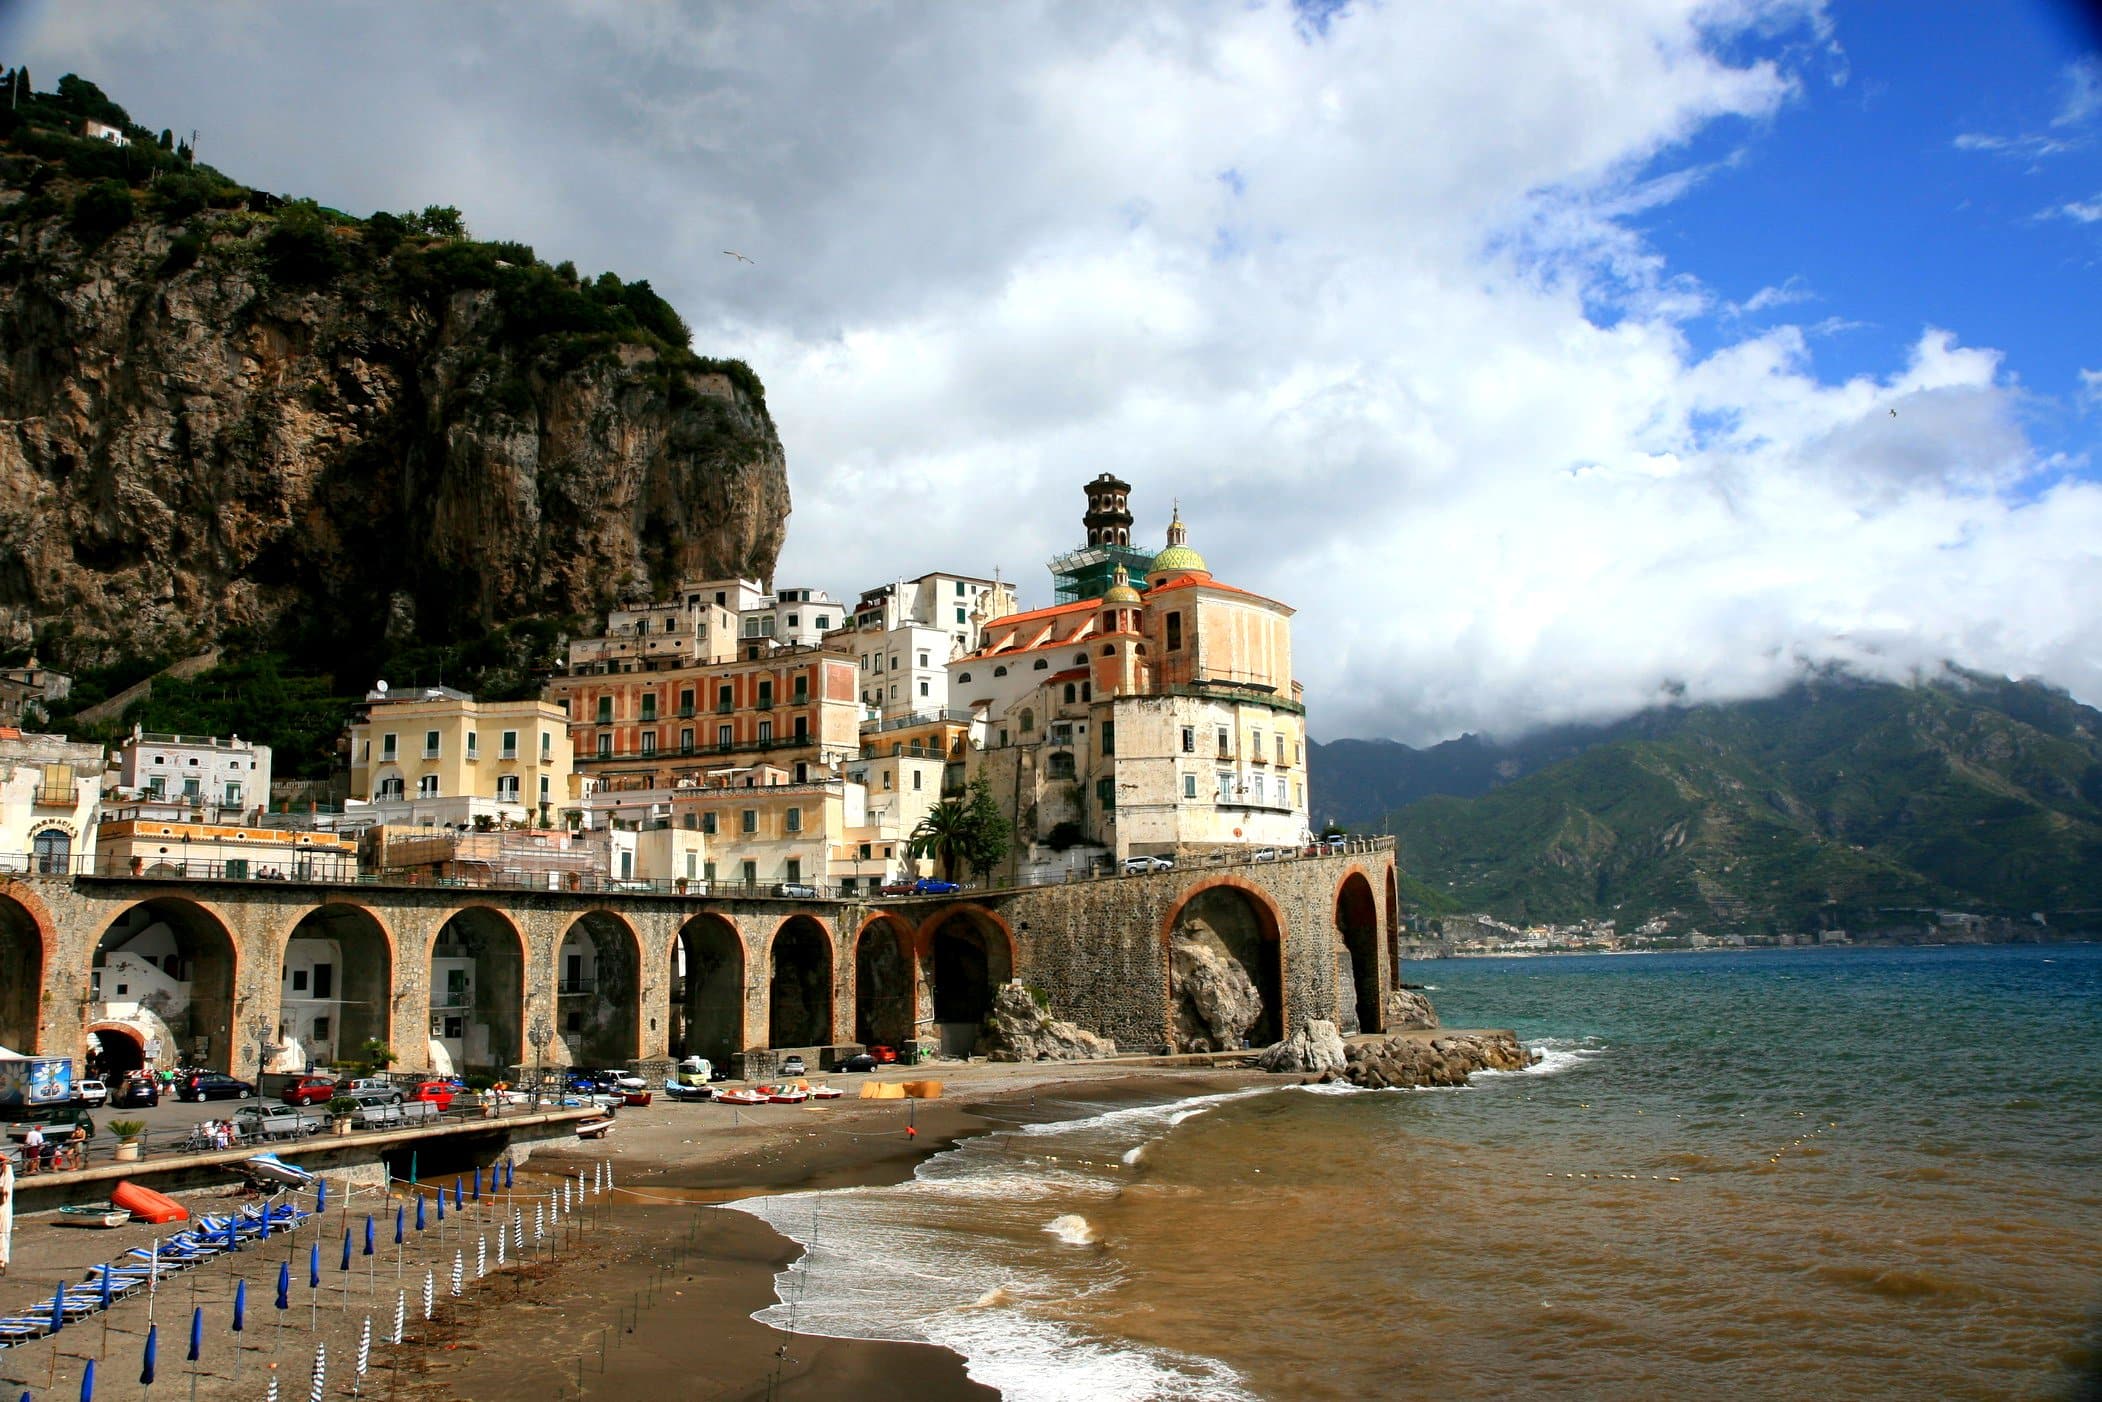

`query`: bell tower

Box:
[1082,473,1133,547]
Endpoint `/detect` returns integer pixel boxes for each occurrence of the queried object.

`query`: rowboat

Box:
[574,1117,615,1140]
[57,1203,132,1228]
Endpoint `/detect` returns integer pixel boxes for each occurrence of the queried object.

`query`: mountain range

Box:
[1310,672,2102,933]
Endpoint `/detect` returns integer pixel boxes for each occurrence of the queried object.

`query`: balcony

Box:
[557,977,596,996]
[33,786,78,806]
[678,706,696,719]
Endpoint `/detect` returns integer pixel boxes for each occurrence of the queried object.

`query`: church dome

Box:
[1147,505,1209,581]
[1102,564,1142,606]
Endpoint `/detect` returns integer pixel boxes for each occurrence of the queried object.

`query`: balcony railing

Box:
[33,786,78,806]
[556,977,596,996]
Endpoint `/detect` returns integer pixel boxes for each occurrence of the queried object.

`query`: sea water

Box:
[733,944,2102,1399]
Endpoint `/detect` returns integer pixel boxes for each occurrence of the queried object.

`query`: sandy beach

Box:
[0,1063,1263,1401]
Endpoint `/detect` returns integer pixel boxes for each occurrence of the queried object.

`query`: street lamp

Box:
[249,1016,272,1085]
[528,1017,553,1108]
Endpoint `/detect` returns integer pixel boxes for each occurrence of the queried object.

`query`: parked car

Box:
[612,1071,648,1091]
[913,878,961,895]
[865,1044,899,1064]
[406,1080,454,1111]
[1122,855,1174,873]
[1250,847,1280,862]
[841,1053,878,1073]
[280,1074,340,1107]
[1323,834,1348,852]
[339,1078,403,1107]
[878,880,918,896]
[772,882,819,898]
[676,1056,714,1080]
[112,1074,160,1108]
[74,1078,109,1108]
[179,1071,256,1102]
[780,1055,807,1076]
[235,1104,326,1141]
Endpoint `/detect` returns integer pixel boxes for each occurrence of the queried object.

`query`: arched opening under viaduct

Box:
[87,1023,146,1078]
[91,899,238,1073]
[673,915,745,1066]
[1165,884,1284,1052]
[430,908,526,1078]
[921,906,1013,1057]
[1336,872,1382,1035]
[280,905,393,1069]
[0,892,46,1052]
[768,917,833,1049]
[853,916,914,1050]
[559,912,642,1066]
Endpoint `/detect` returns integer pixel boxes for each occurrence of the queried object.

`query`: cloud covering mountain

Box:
[12,0,2099,742]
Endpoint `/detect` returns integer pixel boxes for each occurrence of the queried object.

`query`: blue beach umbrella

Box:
[452,1178,462,1210]
[315,1179,326,1213]
[275,1262,290,1311]
[339,1228,351,1272]
[224,1217,239,1251]
[415,1196,425,1232]
[394,1206,404,1245]
[78,1357,94,1402]
[364,1215,375,1256]
[50,1280,65,1335]
[188,1306,202,1362]
[471,1168,480,1202]
[99,1264,114,1309]
[308,1243,320,1290]
[233,1279,247,1332]
[258,1207,271,1242]
[141,1324,158,1386]
[435,1191,445,1224]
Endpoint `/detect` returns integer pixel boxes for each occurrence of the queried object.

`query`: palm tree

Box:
[908,799,971,881]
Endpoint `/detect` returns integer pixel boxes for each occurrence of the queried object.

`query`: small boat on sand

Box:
[574,1117,615,1140]
[57,1203,132,1228]
[806,1084,843,1100]
[716,1087,768,1107]
[767,1085,808,1105]
[663,1081,715,1102]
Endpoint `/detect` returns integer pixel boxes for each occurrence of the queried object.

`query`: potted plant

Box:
[109,1119,147,1162]
[328,1096,358,1135]
[361,1039,397,1071]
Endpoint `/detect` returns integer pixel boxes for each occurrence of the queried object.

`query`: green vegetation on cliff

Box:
[1377,674,2102,930]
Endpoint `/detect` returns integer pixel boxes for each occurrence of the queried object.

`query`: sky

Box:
[7,0,2101,744]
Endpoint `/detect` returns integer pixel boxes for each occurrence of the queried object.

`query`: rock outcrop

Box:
[0,139,789,667]
[1169,917,1261,1052]
[1316,1031,1536,1089]
[1384,986,1440,1030]
[978,983,1116,1062]
[1255,1019,1347,1074]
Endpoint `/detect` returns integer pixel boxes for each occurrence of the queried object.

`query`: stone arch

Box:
[1158,879,1286,1051]
[673,913,745,1065]
[914,905,1015,1055]
[1386,865,1401,984]
[0,884,54,1052]
[1335,871,1382,1035]
[557,910,643,1065]
[428,906,527,1076]
[86,1022,147,1078]
[88,897,241,1073]
[853,914,914,1049]
[275,903,396,1068]
[767,916,834,1048]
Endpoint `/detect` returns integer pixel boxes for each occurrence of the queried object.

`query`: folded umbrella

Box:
[339,1228,350,1272]
[50,1280,65,1336]
[140,1324,157,1386]
[308,1243,319,1290]
[394,1205,404,1245]
[275,1262,289,1311]
[363,1215,374,1256]
[233,1279,247,1332]
[188,1305,202,1362]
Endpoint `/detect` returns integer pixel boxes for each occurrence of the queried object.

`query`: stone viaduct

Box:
[0,841,1401,1077]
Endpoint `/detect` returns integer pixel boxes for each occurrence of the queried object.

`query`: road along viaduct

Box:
[0,841,1401,1078]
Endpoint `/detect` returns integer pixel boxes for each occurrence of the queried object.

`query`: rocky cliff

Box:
[0,83,788,671]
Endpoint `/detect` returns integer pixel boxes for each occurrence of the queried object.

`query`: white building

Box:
[847,572,1017,722]
[743,585,845,653]
[0,728,104,875]
[109,726,271,821]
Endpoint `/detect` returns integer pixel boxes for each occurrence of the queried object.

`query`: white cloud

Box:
[2042,194,2102,223]
[15,0,2099,743]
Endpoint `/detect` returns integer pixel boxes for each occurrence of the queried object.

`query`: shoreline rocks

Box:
[1318,1030,1537,1089]
[979,982,1117,1062]
[1254,1019,1348,1074]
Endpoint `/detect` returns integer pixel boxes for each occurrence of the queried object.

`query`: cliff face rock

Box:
[978,983,1117,1062]
[1170,917,1262,1052]
[1255,1019,1347,1074]
[0,164,788,666]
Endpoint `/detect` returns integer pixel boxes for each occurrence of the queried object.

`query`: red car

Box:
[406,1080,454,1111]
[866,1044,899,1064]
[280,1074,340,1107]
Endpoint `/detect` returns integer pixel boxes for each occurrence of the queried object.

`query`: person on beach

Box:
[19,1125,42,1176]
[64,1121,87,1170]
[0,1155,13,1276]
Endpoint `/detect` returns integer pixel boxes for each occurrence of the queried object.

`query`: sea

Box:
[732,943,2102,1400]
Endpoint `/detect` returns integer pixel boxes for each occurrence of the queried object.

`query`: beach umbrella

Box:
[78,1358,94,1402]
[308,1243,320,1290]
[363,1216,375,1256]
[339,1228,351,1272]
[420,1270,432,1321]
[496,1224,506,1268]
[414,1196,425,1232]
[51,1280,65,1335]
[449,1252,462,1298]
[224,1216,239,1252]
[234,1280,247,1332]
[452,1177,463,1210]
[258,1208,271,1242]
[470,1168,480,1202]
[475,1235,485,1279]
[306,1341,325,1402]
[435,1190,445,1224]
[188,1306,202,1362]
[315,1179,326,1214]
[391,1290,404,1345]
[408,1151,417,1188]
[503,1160,514,1190]
[394,1205,404,1245]
[355,1315,370,1385]
[99,1263,114,1309]
[275,1263,289,1311]
[140,1324,157,1386]
[266,1367,278,1402]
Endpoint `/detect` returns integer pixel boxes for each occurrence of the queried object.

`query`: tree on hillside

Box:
[907,776,1012,883]
[909,798,971,882]
[961,773,1012,879]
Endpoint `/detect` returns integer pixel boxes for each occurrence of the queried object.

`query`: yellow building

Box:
[346,686,575,828]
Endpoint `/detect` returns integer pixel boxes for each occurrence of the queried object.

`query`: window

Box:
[888,686,897,700]
[497,775,520,802]
[959,672,972,683]
[758,681,773,707]
[596,697,613,723]
[312,1015,331,1043]
[787,615,799,629]
[1217,726,1231,756]
[741,810,758,833]
[918,651,930,667]
[718,724,733,748]
[1183,773,1198,798]
[1217,772,1234,803]
[184,777,201,799]
[1047,753,1075,779]
[956,607,967,623]
[786,858,802,881]
[466,731,479,757]
[912,769,926,791]
[1181,727,1196,754]
[994,666,1008,677]
[1277,775,1289,805]
[224,782,242,806]
[1097,777,1114,809]
[919,680,930,697]
[717,685,734,712]
[424,730,441,758]
[382,733,398,760]
[702,812,719,835]
[1166,613,1183,650]
[1276,734,1286,763]
[758,720,773,743]
[378,777,404,799]
[597,735,612,758]
[1019,708,1035,734]
[419,775,440,796]
[793,675,808,702]
[542,732,552,761]
[785,808,802,833]
[793,715,808,740]
[641,695,657,721]
[1102,722,1115,755]
[1033,659,1049,670]
[1051,722,1073,745]
[292,969,309,993]
[741,860,758,885]
[816,615,830,630]
[956,581,966,596]
[147,775,165,796]
[539,775,550,800]
[501,730,519,758]
[1252,728,1263,757]
[680,727,695,751]
[640,732,657,755]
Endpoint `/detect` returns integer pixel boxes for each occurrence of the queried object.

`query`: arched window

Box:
[958,672,972,683]
[1047,752,1076,780]
[1033,659,1048,671]
[994,666,1008,677]
[1073,653,1087,666]
[1063,684,1076,703]
[32,828,71,875]
[1101,644,1115,656]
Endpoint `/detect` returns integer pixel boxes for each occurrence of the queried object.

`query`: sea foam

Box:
[1043,1213,1096,1245]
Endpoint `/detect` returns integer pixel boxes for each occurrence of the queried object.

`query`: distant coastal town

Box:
[1405,908,2059,957]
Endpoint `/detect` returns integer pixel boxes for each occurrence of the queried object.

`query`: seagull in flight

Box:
[724,250,755,265]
